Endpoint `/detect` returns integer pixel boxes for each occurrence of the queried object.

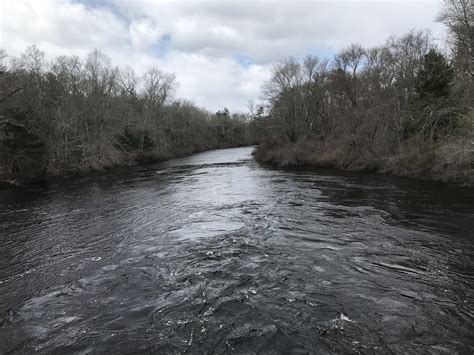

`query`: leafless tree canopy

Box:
[255,2,473,184]
[0,48,255,178]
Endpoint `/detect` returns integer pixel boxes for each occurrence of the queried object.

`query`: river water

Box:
[0,146,473,353]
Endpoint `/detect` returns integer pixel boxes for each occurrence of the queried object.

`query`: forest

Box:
[253,0,473,186]
[0,48,255,185]
[1,0,472,187]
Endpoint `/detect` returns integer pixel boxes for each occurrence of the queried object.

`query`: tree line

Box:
[0,47,255,183]
[253,0,473,185]
[0,0,472,186]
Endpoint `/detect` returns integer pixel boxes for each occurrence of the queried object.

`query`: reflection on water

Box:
[0,146,473,353]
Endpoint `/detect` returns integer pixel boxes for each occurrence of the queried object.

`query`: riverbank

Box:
[0,144,249,189]
[0,152,167,189]
[253,140,474,187]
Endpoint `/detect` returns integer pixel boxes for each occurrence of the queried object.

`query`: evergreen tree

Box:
[406,49,455,140]
[416,49,453,100]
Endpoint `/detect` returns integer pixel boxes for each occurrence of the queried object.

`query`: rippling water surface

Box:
[0,146,473,353]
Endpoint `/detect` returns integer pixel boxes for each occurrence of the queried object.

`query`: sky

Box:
[0,0,445,112]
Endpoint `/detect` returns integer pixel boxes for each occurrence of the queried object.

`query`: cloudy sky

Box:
[1,0,445,112]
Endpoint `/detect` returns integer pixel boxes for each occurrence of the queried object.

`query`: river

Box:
[0,146,473,353]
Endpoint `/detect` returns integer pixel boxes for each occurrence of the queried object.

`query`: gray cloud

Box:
[0,0,444,111]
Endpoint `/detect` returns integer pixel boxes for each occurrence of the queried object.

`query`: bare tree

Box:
[437,0,473,77]
[262,58,306,142]
[142,67,176,109]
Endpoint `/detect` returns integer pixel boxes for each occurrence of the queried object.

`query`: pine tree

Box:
[416,49,454,100]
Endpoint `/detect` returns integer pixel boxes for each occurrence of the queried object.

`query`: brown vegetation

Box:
[0,48,255,185]
[253,0,473,186]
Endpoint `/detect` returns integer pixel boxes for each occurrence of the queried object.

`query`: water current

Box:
[0,147,473,353]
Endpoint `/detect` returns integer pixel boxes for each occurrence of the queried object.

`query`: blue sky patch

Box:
[233,54,255,68]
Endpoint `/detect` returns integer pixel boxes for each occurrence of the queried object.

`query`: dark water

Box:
[0,147,473,354]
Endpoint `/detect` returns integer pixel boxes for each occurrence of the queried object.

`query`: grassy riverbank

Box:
[253,140,474,187]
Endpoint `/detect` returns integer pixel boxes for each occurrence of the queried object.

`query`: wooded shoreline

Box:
[0,46,256,188]
[1,1,472,190]
[251,1,472,188]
